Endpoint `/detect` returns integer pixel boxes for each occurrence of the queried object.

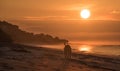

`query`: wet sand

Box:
[0,43,120,71]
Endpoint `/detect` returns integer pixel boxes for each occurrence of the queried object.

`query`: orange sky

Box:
[0,0,120,20]
[0,0,120,44]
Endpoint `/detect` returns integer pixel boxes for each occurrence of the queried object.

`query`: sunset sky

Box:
[0,0,120,20]
[0,0,120,45]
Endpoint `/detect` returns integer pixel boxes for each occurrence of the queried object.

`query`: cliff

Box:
[0,21,68,44]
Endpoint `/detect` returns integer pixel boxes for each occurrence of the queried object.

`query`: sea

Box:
[33,43,120,56]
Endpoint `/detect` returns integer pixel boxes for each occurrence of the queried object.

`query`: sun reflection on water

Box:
[79,45,92,52]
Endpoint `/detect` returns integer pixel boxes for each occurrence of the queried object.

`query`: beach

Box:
[0,43,120,71]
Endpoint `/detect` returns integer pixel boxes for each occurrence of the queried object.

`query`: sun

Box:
[80,9,91,19]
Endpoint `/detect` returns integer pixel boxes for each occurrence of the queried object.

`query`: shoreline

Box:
[21,43,120,58]
[0,43,120,71]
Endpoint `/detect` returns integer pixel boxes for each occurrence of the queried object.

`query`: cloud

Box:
[24,16,67,20]
[110,10,120,14]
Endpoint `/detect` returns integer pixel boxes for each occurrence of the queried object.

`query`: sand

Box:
[0,43,120,71]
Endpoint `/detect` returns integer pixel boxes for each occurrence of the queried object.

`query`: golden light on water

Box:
[79,45,91,52]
